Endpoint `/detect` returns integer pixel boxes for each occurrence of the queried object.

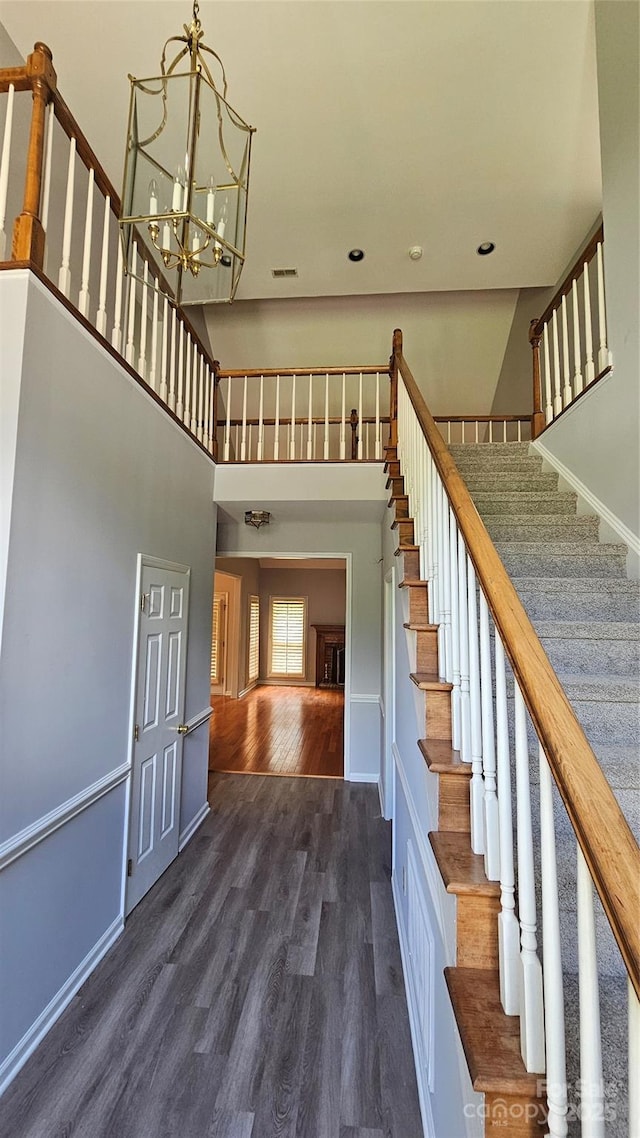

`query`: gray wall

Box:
[536,2,639,538]
[258,566,346,683]
[491,285,555,415]
[0,272,216,1080]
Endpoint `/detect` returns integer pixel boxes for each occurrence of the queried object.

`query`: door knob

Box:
[177,724,188,735]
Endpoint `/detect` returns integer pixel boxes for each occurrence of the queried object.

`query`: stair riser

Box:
[514,585,640,623]
[457,895,500,969]
[415,629,438,673]
[424,690,452,741]
[407,587,429,625]
[449,442,532,457]
[500,553,627,579]
[463,474,559,493]
[438,773,471,833]
[485,522,600,543]
[398,548,420,578]
[539,638,640,676]
[506,697,639,748]
[476,496,577,516]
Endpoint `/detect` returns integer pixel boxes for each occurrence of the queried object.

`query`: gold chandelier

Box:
[119,1,255,305]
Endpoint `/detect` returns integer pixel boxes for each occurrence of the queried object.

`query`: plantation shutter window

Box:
[269,597,307,678]
[248,595,260,681]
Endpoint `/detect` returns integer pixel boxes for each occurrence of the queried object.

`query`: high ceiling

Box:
[0,1,601,301]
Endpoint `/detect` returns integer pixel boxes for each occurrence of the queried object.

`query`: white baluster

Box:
[449,509,461,751]
[479,594,499,881]
[440,483,452,684]
[183,335,193,427]
[551,308,563,416]
[474,420,479,443]
[96,196,111,337]
[560,294,572,406]
[41,102,55,271]
[241,374,248,461]
[596,242,613,372]
[168,308,177,412]
[307,373,313,460]
[191,343,199,432]
[457,531,471,767]
[488,419,493,443]
[78,167,94,317]
[577,844,604,1138]
[58,136,76,298]
[257,374,264,460]
[206,368,214,453]
[138,260,149,378]
[148,279,159,391]
[583,262,595,384]
[248,422,253,460]
[111,239,124,352]
[543,325,553,424]
[571,278,584,396]
[357,372,363,460]
[224,376,231,461]
[125,243,137,366]
[274,374,280,460]
[502,420,507,443]
[494,635,519,1016]
[517,419,522,442]
[0,82,15,260]
[539,745,567,1136]
[289,374,297,460]
[324,373,330,460]
[176,325,185,420]
[375,372,381,459]
[630,982,640,1138]
[467,557,484,854]
[159,295,169,403]
[234,423,239,458]
[446,421,451,445]
[514,685,545,1072]
[340,372,346,460]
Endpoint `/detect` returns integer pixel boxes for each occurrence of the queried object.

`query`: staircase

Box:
[386,440,639,1136]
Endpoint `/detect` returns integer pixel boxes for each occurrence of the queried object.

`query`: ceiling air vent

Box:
[271,267,298,278]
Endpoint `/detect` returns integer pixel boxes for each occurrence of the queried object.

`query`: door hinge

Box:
[134,724,139,743]
[140,592,148,612]
[127,858,133,877]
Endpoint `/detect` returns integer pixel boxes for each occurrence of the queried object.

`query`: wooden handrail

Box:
[532,222,604,338]
[395,338,640,998]
[433,414,530,423]
[219,365,387,378]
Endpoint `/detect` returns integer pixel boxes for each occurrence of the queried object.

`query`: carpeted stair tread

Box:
[532,621,640,641]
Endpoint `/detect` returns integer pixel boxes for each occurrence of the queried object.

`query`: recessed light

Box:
[348,249,365,262]
[477,242,496,256]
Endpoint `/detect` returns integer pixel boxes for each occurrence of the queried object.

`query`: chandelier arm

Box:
[197,44,229,100]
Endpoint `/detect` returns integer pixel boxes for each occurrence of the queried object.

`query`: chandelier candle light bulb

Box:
[206,176,216,225]
[149,179,158,216]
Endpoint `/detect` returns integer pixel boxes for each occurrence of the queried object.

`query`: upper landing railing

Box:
[0,44,218,459]
[529,223,613,438]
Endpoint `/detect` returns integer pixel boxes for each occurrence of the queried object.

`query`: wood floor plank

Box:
[210,686,344,778]
[0,775,422,1138]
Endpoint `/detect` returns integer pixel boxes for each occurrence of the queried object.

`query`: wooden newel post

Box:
[12,43,56,268]
[529,319,544,440]
[350,408,359,460]
[389,327,402,448]
[212,361,220,461]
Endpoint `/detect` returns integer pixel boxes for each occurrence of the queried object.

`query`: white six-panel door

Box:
[126,558,190,914]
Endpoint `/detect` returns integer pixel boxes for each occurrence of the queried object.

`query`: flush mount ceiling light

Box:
[245,510,271,529]
[119,0,256,305]
[348,249,365,262]
[477,241,496,256]
[408,246,423,260]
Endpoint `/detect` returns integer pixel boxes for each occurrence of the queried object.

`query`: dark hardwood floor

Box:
[210,686,344,778]
[0,774,423,1138]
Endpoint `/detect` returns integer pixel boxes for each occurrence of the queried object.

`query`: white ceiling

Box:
[0,1,602,301]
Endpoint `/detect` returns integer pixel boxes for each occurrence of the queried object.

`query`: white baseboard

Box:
[178,802,210,852]
[0,914,123,1096]
[533,439,640,558]
[237,681,258,699]
[347,771,378,784]
[392,872,436,1138]
[377,776,385,816]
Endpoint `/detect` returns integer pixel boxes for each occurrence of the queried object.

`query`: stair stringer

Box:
[385,447,547,1138]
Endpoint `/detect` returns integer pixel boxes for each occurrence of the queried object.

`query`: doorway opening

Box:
[208,555,347,778]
